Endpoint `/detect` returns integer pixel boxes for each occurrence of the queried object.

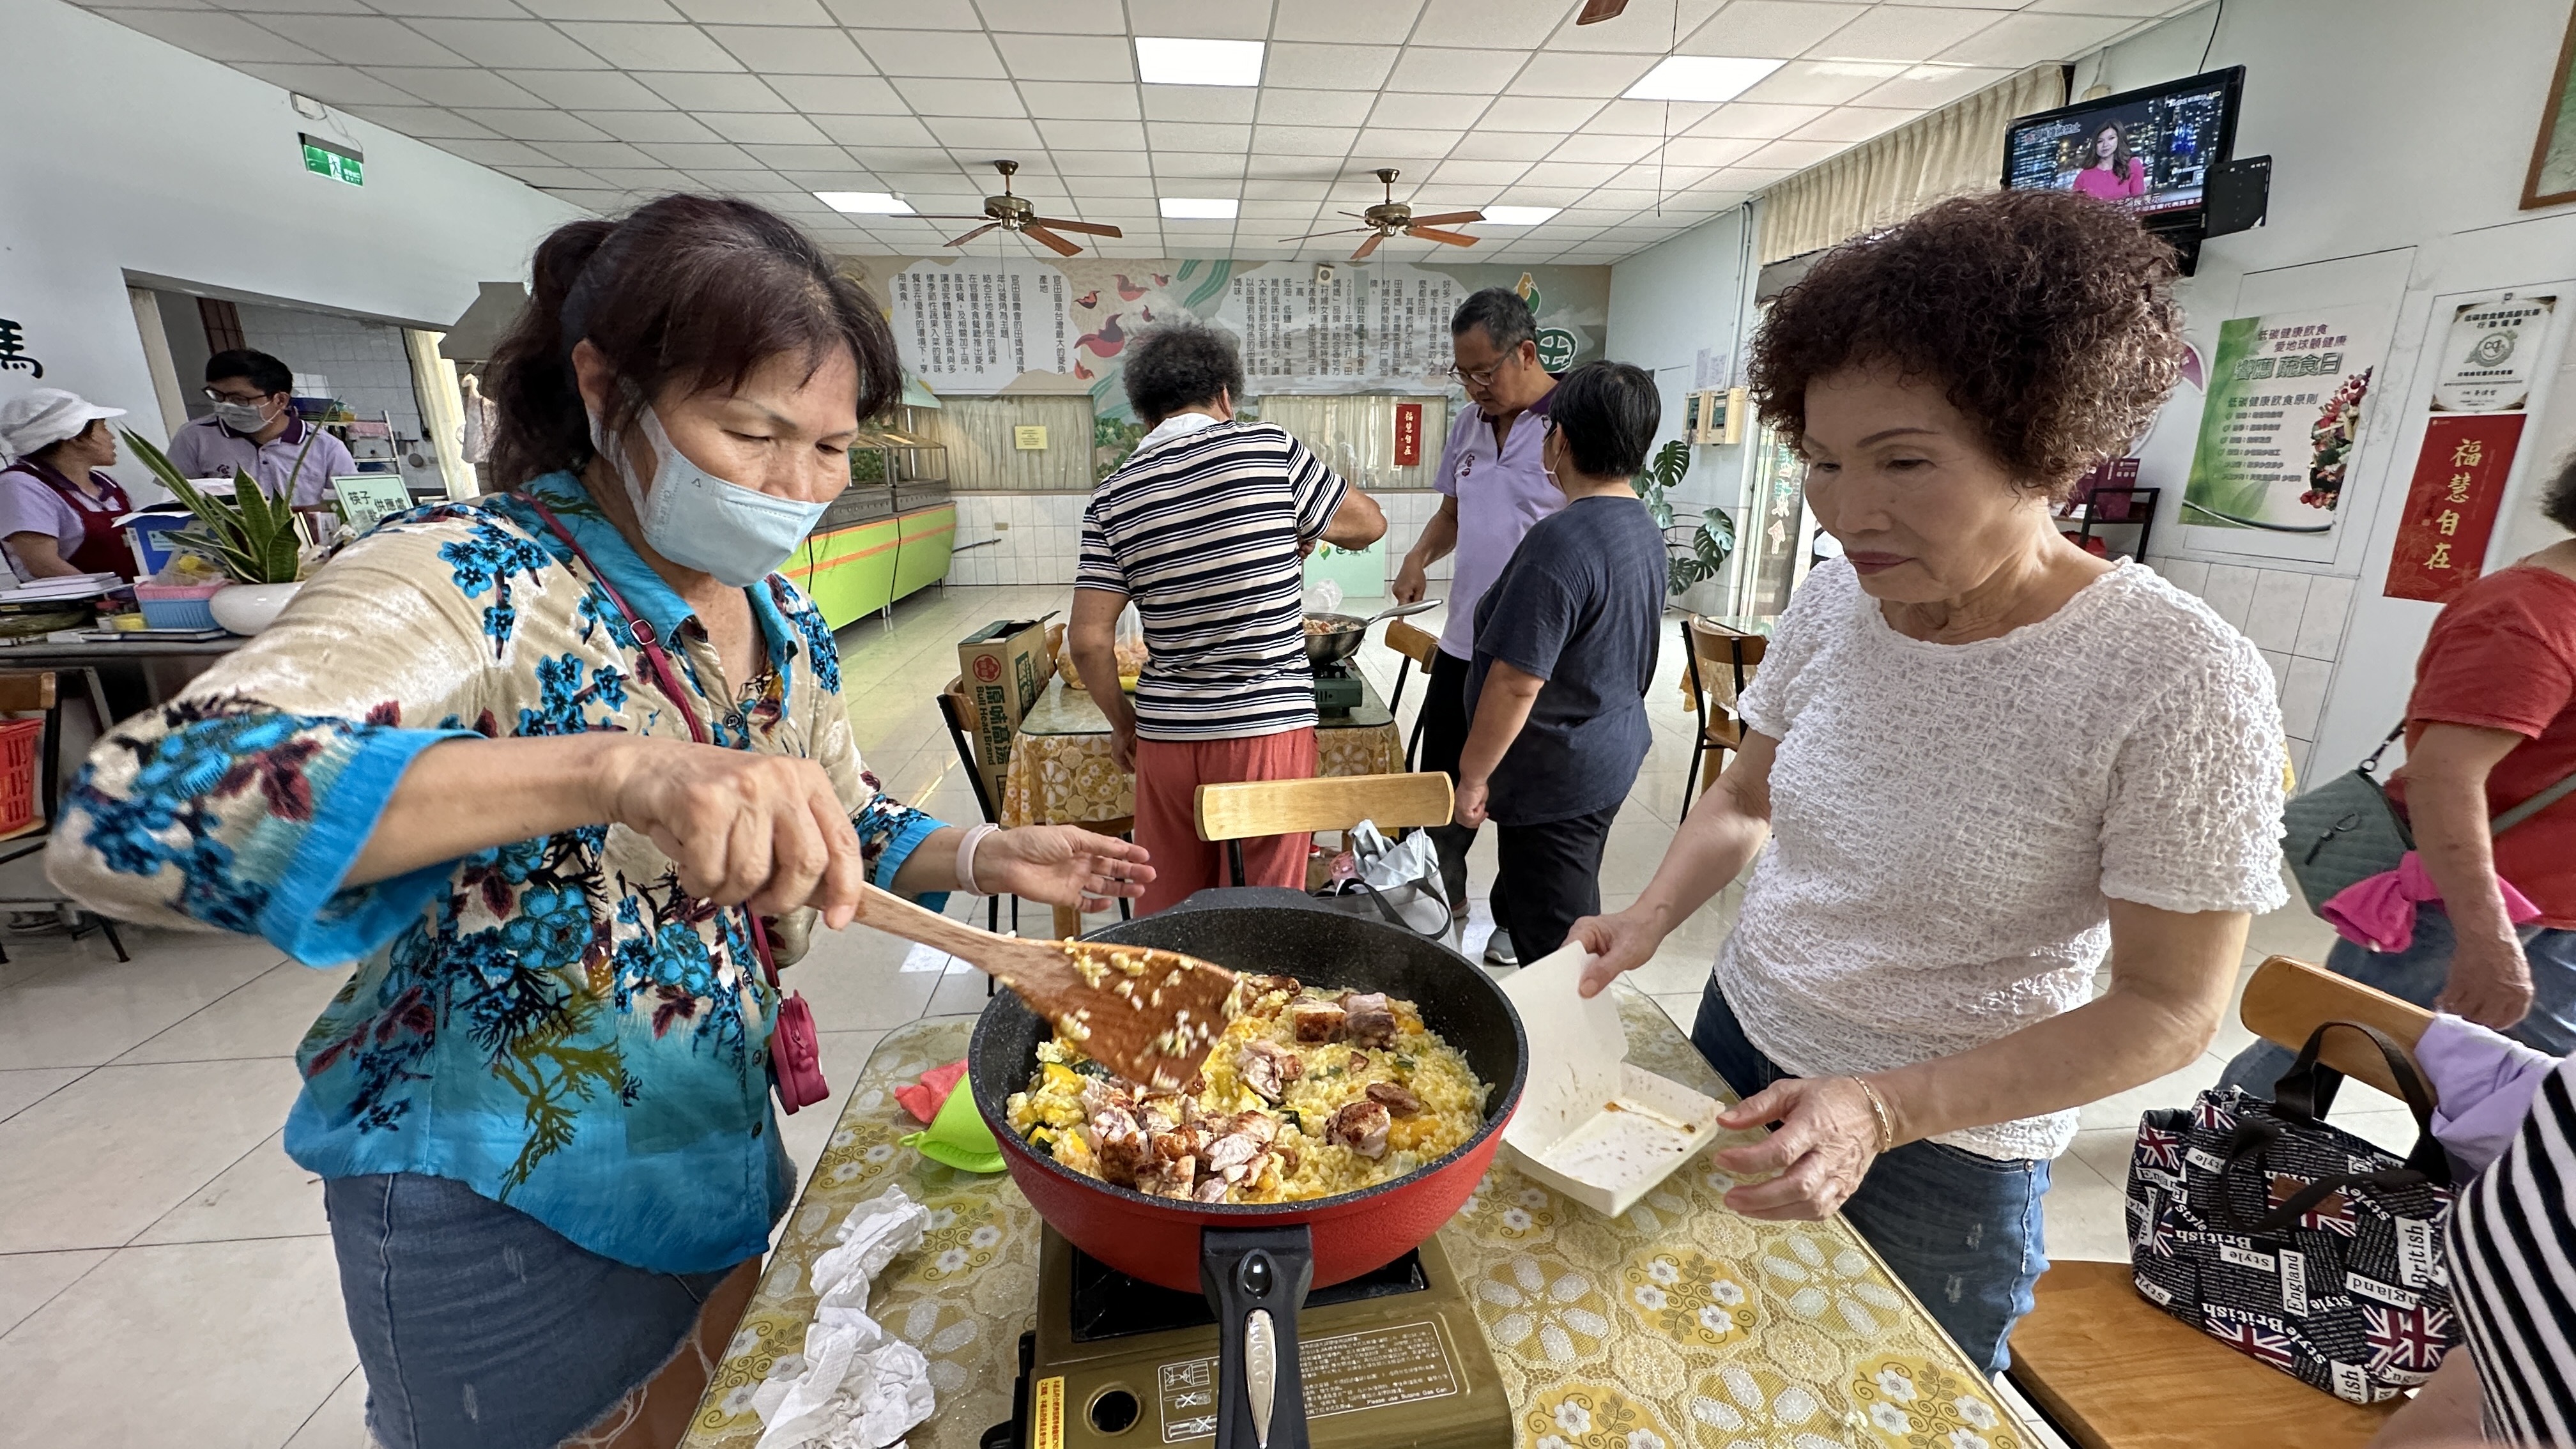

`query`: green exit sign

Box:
[300,133,363,187]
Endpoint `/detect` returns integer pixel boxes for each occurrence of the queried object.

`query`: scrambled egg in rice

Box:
[1006,976,1488,1204]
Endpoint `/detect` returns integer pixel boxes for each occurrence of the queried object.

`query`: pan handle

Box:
[1202,1225,1313,1449]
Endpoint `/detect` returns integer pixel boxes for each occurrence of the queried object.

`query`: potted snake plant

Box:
[122,427,317,634]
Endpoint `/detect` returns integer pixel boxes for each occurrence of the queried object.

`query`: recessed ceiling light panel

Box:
[1478,206,1561,225]
[815,192,916,214]
[1160,197,1239,220]
[1623,56,1784,103]
[1135,36,1264,87]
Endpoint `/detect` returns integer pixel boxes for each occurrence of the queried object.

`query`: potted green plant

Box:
[122,427,316,634]
[1634,439,1738,608]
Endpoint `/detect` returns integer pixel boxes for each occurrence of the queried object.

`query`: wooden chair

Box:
[1679,618,1765,822]
[2004,955,2434,1449]
[1196,772,1454,887]
[1382,618,1441,770]
[0,671,126,962]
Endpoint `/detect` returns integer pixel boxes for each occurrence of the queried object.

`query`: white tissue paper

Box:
[749,1186,937,1449]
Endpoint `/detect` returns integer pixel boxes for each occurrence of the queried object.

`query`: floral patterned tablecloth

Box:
[682,996,2021,1449]
[999,678,1405,829]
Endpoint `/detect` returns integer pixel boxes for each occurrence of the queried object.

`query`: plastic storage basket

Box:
[134,582,227,631]
[0,717,42,836]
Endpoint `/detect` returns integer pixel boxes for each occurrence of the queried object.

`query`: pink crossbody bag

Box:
[528,499,831,1114]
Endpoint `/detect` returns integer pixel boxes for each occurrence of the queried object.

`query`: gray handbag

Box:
[2283,723,2576,913]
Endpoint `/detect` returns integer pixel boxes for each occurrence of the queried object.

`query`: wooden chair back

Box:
[2003,953,2432,1449]
[1384,620,1438,672]
[1195,772,1453,843]
[1683,618,1764,716]
[2239,954,2436,1105]
[935,680,1000,826]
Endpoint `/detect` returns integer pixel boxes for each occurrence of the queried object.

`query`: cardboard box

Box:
[1499,944,1727,1217]
[957,618,1050,807]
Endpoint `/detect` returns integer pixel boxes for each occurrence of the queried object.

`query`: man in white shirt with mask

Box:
[165,348,355,506]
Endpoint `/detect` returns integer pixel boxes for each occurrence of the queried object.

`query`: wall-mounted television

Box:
[2002,66,2245,225]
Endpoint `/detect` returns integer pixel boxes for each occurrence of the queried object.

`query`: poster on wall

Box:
[2180,302,2395,562]
[1211,263,1464,394]
[2384,291,2557,603]
[885,256,1073,394]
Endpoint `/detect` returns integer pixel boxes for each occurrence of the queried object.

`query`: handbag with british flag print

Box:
[2126,1020,2460,1404]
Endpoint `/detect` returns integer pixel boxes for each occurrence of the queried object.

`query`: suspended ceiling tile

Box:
[1075,174,1161,197]
[1124,0,1272,41]
[1679,0,1866,59]
[993,32,1135,81]
[750,143,856,169]
[631,139,760,169]
[972,0,1126,33]
[1236,198,1321,218]
[1143,86,1262,123]
[705,25,878,73]
[1408,0,1568,50]
[362,65,549,107]
[1507,49,1659,98]
[95,6,303,61]
[1429,157,1537,187]
[406,17,606,68]
[1252,123,1361,155]
[765,74,908,113]
[230,60,394,103]
[1517,159,1620,188]
[437,137,562,167]
[1154,151,1252,180]
[1241,176,1330,199]
[1858,63,2006,109]
[813,114,941,146]
[1269,0,1425,45]
[1478,96,1608,132]
[667,0,834,22]
[1812,4,2002,62]
[1538,0,1725,54]
[455,105,609,141]
[1038,117,1149,150]
[1935,10,2134,65]
[1687,100,1829,137]
[274,15,475,65]
[921,115,1043,149]
[698,111,833,144]
[1655,133,1765,168]
[503,68,672,108]
[343,103,501,139]
[1256,88,1378,128]
[821,0,982,26]
[2022,0,2187,12]
[848,28,1006,76]
[1742,135,1846,169]
[889,77,1023,114]
[1386,46,1526,93]
[1265,42,1398,91]
[519,0,687,18]
[554,21,741,69]
[638,72,791,110]
[574,109,721,142]
[1736,59,1901,105]
[1051,149,1154,176]
[1585,98,1721,135]
[1789,104,1911,142]
[1447,131,1558,162]
[1353,126,1465,160]
[1245,152,1342,181]
[582,164,687,187]
[1367,91,1483,130]
[1018,81,1140,120]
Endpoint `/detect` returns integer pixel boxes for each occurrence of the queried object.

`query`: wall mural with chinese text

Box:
[2385,291,2561,602]
[2181,302,2397,564]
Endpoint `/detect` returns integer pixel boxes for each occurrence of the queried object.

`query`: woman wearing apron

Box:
[0,388,139,580]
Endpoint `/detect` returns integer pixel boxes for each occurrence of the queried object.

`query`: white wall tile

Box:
[2258,648,2291,696]
[2285,736,2313,788]
[2279,656,2333,740]
[2243,569,2310,654]
[2154,556,2210,597]
[2200,564,2258,630]
[2292,575,2354,661]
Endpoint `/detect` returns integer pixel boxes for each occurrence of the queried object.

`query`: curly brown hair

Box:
[1747,188,2184,499]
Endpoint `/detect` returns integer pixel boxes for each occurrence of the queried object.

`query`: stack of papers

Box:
[1,574,121,601]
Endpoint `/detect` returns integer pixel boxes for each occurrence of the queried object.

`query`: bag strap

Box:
[526,496,782,992]
[2365,716,2576,837]
[2209,1020,2451,1235]
[1331,877,1450,938]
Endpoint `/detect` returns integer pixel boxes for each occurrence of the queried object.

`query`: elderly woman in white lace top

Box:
[1574,190,2287,1374]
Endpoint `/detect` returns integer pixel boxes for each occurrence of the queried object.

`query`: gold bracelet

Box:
[1851,1077,1896,1154]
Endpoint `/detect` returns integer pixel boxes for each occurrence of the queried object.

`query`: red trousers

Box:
[1133,728,1318,915]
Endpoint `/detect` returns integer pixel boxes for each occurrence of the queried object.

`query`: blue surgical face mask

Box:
[590,404,826,588]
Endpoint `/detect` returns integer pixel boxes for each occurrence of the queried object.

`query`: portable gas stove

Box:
[1311,661,1364,717]
[983,1227,1510,1449]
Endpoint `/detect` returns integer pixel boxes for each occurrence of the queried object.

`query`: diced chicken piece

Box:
[1246,974,1303,999]
[1365,1081,1423,1117]
[1236,1041,1303,1103]
[1137,1153,1197,1199]
[1089,1107,1150,1188]
[1328,1100,1392,1160]
[1080,1080,1133,1119]
[1340,992,1398,1049]
[1348,1051,1372,1073]
[1133,1092,1185,1137]
[1223,1110,1278,1146]
[1275,1146,1300,1176]
[1290,1000,1346,1043]
[1193,1176,1233,1203]
[1203,1131,1267,1177]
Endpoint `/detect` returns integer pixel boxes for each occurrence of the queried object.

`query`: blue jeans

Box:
[2218,908,2576,1096]
[325,1172,745,1449]
[1690,977,2051,1374]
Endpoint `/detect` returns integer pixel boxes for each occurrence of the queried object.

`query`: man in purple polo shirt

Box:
[165,348,355,506]
[1393,288,1561,965]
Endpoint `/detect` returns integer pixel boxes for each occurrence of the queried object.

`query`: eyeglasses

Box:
[1438,361,1506,387]
[202,387,277,405]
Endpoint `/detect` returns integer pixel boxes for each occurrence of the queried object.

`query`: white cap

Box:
[0,388,127,462]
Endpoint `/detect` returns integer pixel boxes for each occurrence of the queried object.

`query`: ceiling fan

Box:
[1282,169,1484,261]
[903,159,1123,257]
[1574,0,1629,21]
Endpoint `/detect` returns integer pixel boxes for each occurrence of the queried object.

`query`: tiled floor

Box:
[0,581,2387,1449]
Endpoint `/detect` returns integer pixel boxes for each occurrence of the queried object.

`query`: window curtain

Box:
[1756,66,2067,265]
[1255,394,1451,491]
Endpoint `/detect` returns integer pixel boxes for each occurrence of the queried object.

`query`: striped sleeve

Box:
[1075,498,1126,594]
[2445,1056,2576,1443]
[1284,436,1347,542]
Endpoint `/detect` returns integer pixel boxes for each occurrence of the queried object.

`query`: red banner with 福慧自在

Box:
[2382,413,2527,603]
[1394,402,1422,467]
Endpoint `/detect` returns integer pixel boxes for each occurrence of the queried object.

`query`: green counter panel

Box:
[787,503,956,631]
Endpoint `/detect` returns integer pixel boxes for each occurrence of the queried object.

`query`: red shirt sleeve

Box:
[2406,569,2576,740]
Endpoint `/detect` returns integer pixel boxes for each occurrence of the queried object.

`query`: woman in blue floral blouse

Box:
[47,195,1151,1449]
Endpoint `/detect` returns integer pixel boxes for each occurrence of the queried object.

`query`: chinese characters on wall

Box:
[2182,303,2395,558]
[1217,270,1463,392]
[2385,293,2557,602]
[887,259,1072,394]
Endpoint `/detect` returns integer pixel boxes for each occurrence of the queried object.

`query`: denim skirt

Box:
[325,1172,744,1449]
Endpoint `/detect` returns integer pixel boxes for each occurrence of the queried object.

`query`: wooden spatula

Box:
[854,884,1241,1090]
